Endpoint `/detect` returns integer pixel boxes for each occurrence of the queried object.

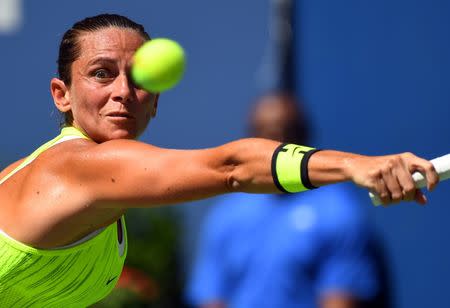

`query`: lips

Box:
[106,111,135,119]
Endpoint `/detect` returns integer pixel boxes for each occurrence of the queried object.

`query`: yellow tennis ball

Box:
[132,38,185,93]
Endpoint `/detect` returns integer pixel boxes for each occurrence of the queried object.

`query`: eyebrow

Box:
[86,57,117,66]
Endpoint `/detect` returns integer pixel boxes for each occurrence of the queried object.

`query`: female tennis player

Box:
[0,14,439,306]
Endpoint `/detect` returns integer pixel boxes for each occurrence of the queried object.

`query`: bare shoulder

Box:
[0,138,128,247]
[36,138,165,205]
[16,138,104,210]
[0,157,26,179]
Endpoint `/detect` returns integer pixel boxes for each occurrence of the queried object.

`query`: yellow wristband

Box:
[271,143,319,193]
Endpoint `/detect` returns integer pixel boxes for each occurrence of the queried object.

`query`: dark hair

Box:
[58,14,150,85]
[57,14,150,125]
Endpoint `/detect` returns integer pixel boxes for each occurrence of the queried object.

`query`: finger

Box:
[375,176,391,206]
[381,165,402,204]
[394,162,416,201]
[409,158,439,191]
[423,163,439,192]
[414,189,428,205]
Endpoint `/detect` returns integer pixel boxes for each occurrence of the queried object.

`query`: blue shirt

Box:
[187,184,388,308]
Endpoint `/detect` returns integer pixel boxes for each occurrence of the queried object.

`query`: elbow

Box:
[225,164,249,192]
[218,143,253,193]
[226,173,242,192]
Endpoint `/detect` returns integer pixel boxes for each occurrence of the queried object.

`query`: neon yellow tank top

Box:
[0,127,128,307]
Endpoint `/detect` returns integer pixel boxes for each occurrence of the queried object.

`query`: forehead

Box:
[76,27,145,60]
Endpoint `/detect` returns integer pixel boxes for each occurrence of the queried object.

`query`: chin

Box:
[104,120,141,139]
[90,127,138,143]
[109,128,139,140]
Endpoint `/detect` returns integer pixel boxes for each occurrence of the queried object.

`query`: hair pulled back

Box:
[57,13,150,85]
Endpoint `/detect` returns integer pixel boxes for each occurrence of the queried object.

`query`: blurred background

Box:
[1,0,450,307]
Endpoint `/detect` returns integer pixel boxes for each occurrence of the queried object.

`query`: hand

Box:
[348,153,439,205]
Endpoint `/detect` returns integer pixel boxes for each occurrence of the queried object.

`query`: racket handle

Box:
[370,154,450,206]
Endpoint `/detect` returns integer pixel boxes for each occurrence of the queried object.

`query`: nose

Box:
[111,72,135,104]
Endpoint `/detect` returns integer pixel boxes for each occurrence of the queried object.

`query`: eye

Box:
[92,69,112,80]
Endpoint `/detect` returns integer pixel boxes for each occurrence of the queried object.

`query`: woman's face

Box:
[66,27,157,142]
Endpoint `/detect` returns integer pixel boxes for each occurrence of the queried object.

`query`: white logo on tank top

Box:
[117,219,125,257]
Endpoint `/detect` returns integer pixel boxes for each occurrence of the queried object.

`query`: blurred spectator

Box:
[186,93,391,308]
[115,266,159,302]
[92,266,158,308]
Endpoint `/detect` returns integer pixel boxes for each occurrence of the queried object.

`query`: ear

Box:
[51,78,71,113]
[151,94,159,118]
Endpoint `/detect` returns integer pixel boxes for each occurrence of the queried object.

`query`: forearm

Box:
[308,150,359,187]
[226,140,440,206]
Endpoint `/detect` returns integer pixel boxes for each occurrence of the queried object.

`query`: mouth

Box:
[105,112,135,119]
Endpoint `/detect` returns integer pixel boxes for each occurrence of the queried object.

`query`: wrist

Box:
[341,153,367,182]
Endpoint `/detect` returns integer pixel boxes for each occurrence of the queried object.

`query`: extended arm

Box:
[68,138,438,209]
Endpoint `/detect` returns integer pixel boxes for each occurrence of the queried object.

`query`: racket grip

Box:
[370,154,450,206]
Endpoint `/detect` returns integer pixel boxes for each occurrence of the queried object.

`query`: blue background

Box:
[0,1,449,307]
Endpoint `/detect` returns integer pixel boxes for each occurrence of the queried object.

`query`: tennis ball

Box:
[131,38,185,93]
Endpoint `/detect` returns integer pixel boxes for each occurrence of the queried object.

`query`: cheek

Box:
[75,88,109,115]
[138,93,154,112]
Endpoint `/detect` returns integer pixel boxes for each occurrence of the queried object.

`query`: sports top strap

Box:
[0,127,90,185]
